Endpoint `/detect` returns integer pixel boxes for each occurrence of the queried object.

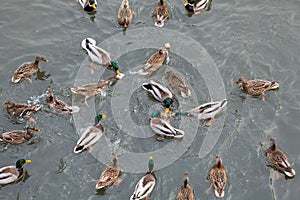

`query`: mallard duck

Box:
[165,70,191,98]
[46,89,80,114]
[208,155,227,198]
[3,101,42,122]
[150,111,184,139]
[187,99,227,127]
[235,77,279,101]
[11,56,48,83]
[71,76,120,105]
[77,0,97,12]
[184,0,212,14]
[130,156,156,200]
[117,0,133,28]
[95,153,122,189]
[177,172,195,200]
[266,138,296,178]
[0,127,40,144]
[153,0,169,27]
[0,159,31,186]
[73,114,106,153]
[142,80,173,113]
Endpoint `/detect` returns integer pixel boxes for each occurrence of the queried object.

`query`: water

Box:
[1,0,300,199]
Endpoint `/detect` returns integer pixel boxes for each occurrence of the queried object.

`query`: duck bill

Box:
[102,114,107,119]
[25,160,32,164]
[115,69,121,76]
[34,128,41,132]
[184,1,189,6]
[165,107,170,113]
[92,3,97,9]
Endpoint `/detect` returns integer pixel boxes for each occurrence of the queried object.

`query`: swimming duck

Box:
[184,0,212,14]
[95,153,122,189]
[187,99,227,127]
[235,77,279,101]
[11,56,48,84]
[266,138,296,178]
[165,70,191,98]
[130,156,156,200]
[208,155,227,198]
[3,101,42,122]
[153,0,169,27]
[0,127,40,144]
[46,89,80,114]
[177,172,195,200]
[117,0,133,28]
[0,159,31,186]
[77,0,97,12]
[73,114,106,153]
[142,80,173,113]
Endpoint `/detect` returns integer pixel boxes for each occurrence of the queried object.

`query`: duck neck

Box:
[160,0,164,5]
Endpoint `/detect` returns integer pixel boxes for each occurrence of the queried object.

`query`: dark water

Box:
[0,0,300,199]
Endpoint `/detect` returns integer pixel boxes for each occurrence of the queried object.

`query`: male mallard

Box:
[11,56,48,84]
[208,155,227,198]
[77,0,97,12]
[46,89,80,114]
[0,159,31,186]
[184,0,212,14]
[177,172,195,200]
[117,0,133,28]
[3,101,42,122]
[153,0,169,27]
[95,153,122,189]
[0,127,40,144]
[130,156,156,200]
[165,70,191,98]
[187,99,227,127]
[73,114,106,153]
[266,138,296,178]
[235,77,279,101]
[142,80,173,113]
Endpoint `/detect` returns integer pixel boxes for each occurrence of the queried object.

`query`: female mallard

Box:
[73,114,106,153]
[11,56,48,83]
[235,77,279,101]
[153,0,169,27]
[117,0,133,28]
[165,70,191,98]
[46,89,80,114]
[0,127,40,144]
[187,99,227,127]
[3,101,42,122]
[184,0,212,15]
[77,0,97,12]
[142,80,173,113]
[208,155,227,198]
[266,138,296,178]
[95,153,122,189]
[130,156,156,200]
[177,172,195,200]
[0,159,31,186]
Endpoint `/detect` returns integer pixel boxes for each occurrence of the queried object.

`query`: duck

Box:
[117,0,133,28]
[235,77,279,101]
[130,156,156,200]
[150,111,184,139]
[77,0,97,12]
[95,153,122,189]
[165,70,191,98]
[266,138,296,178]
[46,89,80,114]
[153,0,169,27]
[73,114,106,153]
[184,0,212,14]
[208,155,227,198]
[3,101,42,122]
[186,99,227,127]
[0,127,40,144]
[142,80,173,113]
[71,76,120,105]
[11,56,48,84]
[177,172,195,200]
[0,159,31,186]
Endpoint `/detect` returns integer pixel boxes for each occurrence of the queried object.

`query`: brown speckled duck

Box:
[165,70,191,98]
[117,0,133,28]
[46,89,79,114]
[153,0,169,27]
[208,155,227,198]
[0,127,40,144]
[177,172,195,200]
[3,101,42,122]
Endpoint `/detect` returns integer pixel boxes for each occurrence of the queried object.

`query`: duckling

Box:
[266,138,296,178]
[177,172,195,200]
[0,159,31,186]
[117,0,133,28]
[184,0,212,15]
[235,77,279,101]
[3,101,42,122]
[0,127,40,144]
[153,0,169,27]
[76,0,97,12]
[165,70,191,98]
[11,56,48,83]
[208,155,227,198]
